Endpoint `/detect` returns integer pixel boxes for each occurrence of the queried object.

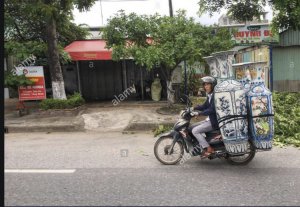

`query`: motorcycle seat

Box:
[208,134,223,145]
[205,129,221,136]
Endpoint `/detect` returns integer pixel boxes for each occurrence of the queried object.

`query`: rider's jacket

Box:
[194,93,219,129]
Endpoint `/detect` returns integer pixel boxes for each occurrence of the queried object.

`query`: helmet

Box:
[200,76,217,87]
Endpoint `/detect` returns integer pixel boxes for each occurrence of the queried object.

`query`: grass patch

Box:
[153,124,173,137]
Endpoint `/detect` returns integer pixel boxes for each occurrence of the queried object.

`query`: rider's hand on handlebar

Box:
[188,107,194,112]
[190,111,200,116]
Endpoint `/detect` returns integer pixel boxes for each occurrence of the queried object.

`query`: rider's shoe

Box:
[200,146,215,159]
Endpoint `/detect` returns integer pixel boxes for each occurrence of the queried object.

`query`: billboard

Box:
[233,25,279,44]
[16,66,46,101]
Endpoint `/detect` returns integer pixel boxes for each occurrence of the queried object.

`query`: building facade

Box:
[272,29,300,92]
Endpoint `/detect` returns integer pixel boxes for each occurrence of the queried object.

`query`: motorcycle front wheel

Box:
[154,136,184,165]
[226,140,256,165]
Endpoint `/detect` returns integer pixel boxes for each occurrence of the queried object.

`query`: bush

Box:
[40,92,85,110]
[273,92,300,147]
[180,67,202,96]
[4,71,34,90]
[153,124,173,137]
[190,96,206,106]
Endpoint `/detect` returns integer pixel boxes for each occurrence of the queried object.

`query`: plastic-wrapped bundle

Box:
[232,61,268,91]
[246,83,274,150]
[214,80,249,154]
[151,78,162,101]
[204,51,235,83]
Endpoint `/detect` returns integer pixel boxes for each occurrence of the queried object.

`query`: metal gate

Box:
[79,60,123,100]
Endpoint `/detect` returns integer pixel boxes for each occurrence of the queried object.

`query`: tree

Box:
[4,0,97,99]
[102,10,234,103]
[198,0,300,32]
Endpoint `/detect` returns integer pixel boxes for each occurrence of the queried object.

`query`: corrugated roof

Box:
[230,45,252,51]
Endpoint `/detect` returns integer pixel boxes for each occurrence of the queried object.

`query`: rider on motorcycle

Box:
[191,76,219,158]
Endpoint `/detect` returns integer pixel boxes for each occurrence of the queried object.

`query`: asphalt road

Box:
[5,132,300,206]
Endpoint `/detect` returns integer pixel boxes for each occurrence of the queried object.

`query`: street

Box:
[5,132,300,206]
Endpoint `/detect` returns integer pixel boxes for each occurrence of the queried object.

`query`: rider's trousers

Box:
[192,120,213,149]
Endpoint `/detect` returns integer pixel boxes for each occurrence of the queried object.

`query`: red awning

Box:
[64,40,112,61]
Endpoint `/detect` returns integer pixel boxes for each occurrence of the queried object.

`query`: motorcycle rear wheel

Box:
[226,141,256,165]
[154,136,184,165]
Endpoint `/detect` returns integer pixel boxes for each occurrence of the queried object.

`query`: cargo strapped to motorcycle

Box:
[217,115,247,129]
[249,114,275,119]
[217,113,274,129]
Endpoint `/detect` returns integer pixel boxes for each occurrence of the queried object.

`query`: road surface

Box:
[5,132,300,206]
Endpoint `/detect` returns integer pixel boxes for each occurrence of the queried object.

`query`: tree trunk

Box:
[160,65,175,105]
[46,17,67,100]
[166,80,175,105]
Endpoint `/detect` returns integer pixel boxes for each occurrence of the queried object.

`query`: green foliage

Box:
[4,71,34,90]
[199,0,266,22]
[273,92,300,147]
[4,41,46,60]
[103,10,234,78]
[4,1,93,63]
[180,67,202,96]
[271,0,300,32]
[153,124,173,137]
[198,0,300,32]
[40,92,85,110]
[190,96,207,106]
[4,0,96,100]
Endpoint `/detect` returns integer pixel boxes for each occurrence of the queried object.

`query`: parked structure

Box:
[63,39,169,101]
[272,29,300,92]
[218,13,279,90]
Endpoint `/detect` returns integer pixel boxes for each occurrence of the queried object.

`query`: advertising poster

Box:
[16,66,46,101]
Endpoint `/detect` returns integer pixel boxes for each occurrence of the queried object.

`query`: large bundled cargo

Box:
[214,80,249,154]
[232,61,268,90]
[204,51,235,83]
[246,84,274,150]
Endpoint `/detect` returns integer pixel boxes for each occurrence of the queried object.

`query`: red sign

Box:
[16,66,46,101]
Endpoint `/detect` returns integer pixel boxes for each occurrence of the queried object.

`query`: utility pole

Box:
[168,0,173,17]
[184,61,187,96]
[168,0,187,97]
[99,0,104,25]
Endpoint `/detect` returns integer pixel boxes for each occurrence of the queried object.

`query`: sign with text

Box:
[233,25,279,44]
[16,66,46,101]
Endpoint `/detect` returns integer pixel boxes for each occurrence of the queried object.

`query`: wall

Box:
[273,46,300,92]
[280,29,300,47]
[235,45,269,64]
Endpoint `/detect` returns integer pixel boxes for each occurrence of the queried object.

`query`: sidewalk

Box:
[4,99,186,133]
[5,99,85,133]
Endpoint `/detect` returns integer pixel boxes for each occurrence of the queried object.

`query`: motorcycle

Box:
[154,96,256,165]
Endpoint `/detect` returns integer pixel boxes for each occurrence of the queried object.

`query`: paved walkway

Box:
[5,99,191,133]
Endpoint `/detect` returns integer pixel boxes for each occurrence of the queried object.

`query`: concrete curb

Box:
[5,124,85,133]
[123,121,174,132]
[5,121,173,134]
